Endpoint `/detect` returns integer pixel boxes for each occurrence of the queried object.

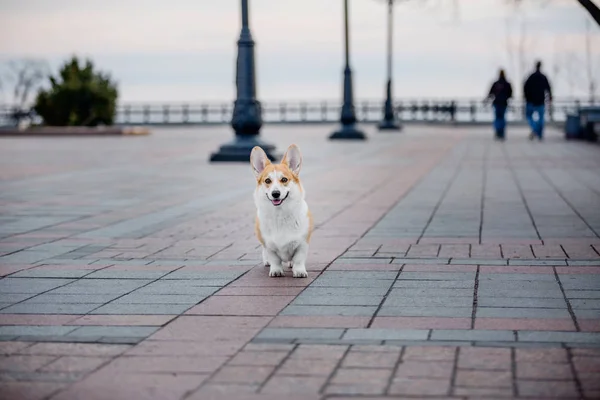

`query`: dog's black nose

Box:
[272,190,281,199]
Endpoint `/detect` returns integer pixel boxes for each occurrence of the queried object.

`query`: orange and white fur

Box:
[251,144,313,278]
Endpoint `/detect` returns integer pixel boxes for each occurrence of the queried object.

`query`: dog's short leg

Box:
[291,243,308,278]
[262,247,270,267]
[266,248,284,277]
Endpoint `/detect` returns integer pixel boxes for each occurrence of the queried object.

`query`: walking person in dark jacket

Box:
[524,61,552,141]
[487,69,513,140]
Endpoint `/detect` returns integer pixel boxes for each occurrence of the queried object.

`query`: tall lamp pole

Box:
[378,0,401,131]
[210,0,277,162]
[330,0,366,140]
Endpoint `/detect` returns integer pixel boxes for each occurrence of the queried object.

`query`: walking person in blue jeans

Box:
[524,61,552,141]
[486,69,513,141]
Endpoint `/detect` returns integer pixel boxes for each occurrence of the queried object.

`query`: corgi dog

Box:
[251,144,313,278]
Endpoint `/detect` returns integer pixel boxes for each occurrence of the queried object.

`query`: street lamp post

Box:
[330,0,366,140]
[378,0,401,131]
[210,0,277,162]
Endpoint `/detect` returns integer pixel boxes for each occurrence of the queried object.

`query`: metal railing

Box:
[0,98,593,128]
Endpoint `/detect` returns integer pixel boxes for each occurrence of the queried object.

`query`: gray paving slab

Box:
[292,295,383,306]
[111,293,209,304]
[388,288,474,297]
[0,293,36,303]
[477,297,567,308]
[48,279,152,295]
[343,329,429,341]
[378,306,473,317]
[397,272,476,281]
[0,278,75,294]
[518,331,600,343]
[450,259,508,266]
[568,299,600,309]
[476,307,571,318]
[565,290,600,299]
[89,303,192,315]
[23,293,120,304]
[162,270,245,280]
[309,279,394,288]
[0,325,78,336]
[256,328,344,340]
[301,287,391,297]
[431,330,515,341]
[0,303,102,314]
[479,273,557,281]
[476,289,564,298]
[67,326,158,338]
[10,269,93,278]
[393,280,474,289]
[318,271,397,280]
[574,309,600,319]
[382,296,473,307]
[280,305,378,316]
[83,270,170,279]
[132,281,228,295]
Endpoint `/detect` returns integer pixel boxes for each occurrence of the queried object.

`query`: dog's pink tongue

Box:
[272,199,282,206]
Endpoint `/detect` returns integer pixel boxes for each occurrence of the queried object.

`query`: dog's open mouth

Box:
[268,192,289,206]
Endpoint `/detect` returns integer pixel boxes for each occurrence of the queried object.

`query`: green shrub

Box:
[34,57,118,126]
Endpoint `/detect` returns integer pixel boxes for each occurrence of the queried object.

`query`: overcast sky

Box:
[0,0,598,103]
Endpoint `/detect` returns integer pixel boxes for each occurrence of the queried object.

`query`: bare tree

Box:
[0,59,49,126]
[0,59,49,109]
[512,0,600,26]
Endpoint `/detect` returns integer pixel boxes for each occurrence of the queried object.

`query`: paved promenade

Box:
[0,124,599,399]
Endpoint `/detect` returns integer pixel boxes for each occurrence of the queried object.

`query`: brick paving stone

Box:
[0,381,65,400]
[342,351,400,368]
[517,380,579,398]
[3,127,600,397]
[518,331,600,343]
[19,342,131,357]
[0,354,57,372]
[211,365,274,384]
[402,346,457,361]
[458,347,511,370]
[185,295,294,316]
[580,320,600,331]
[106,355,228,373]
[456,369,512,387]
[256,328,344,340]
[277,357,339,376]
[371,317,471,329]
[331,368,392,385]
[388,377,451,396]
[127,340,243,357]
[0,314,80,325]
[343,329,429,341]
[70,315,176,326]
[431,330,514,342]
[51,369,206,400]
[268,316,370,328]
[516,362,574,380]
[475,318,576,331]
[395,360,454,378]
[39,356,111,373]
[262,375,327,394]
[228,351,289,366]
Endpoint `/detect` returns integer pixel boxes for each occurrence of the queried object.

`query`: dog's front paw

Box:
[269,266,285,277]
[292,265,308,278]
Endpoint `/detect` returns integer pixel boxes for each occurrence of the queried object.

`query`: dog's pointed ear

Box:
[281,144,302,175]
[250,146,270,178]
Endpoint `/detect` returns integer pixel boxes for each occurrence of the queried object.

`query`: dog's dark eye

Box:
[281,177,288,183]
[264,178,272,184]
